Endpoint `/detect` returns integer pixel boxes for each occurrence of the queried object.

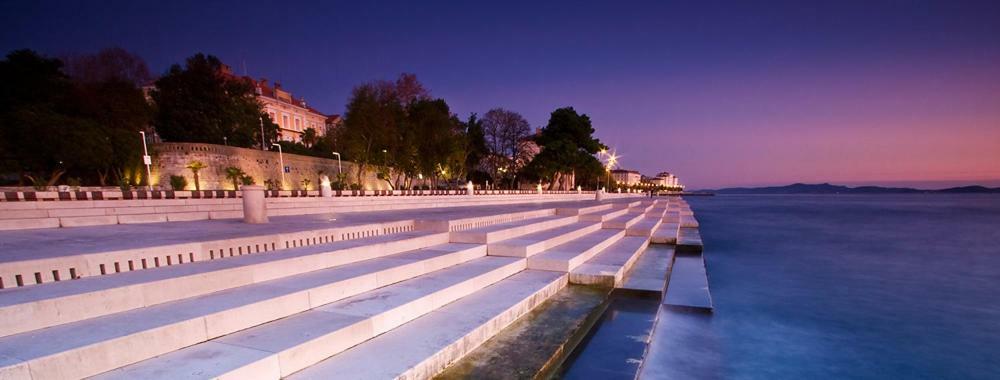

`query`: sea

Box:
[655,194,1000,379]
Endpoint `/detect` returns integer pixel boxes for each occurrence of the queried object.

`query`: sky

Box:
[2,0,999,189]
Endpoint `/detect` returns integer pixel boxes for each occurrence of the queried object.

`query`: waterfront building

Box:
[611,169,642,186]
[252,78,332,143]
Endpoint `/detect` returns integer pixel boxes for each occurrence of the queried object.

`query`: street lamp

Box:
[272,143,285,189]
[259,116,266,151]
[139,131,152,191]
[330,152,342,175]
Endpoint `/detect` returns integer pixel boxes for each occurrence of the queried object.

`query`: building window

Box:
[282,115,289,129]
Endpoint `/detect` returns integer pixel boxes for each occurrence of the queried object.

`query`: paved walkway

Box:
[0,199,629,264]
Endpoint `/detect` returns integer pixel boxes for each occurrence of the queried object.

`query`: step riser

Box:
[528,230,625,272]
[651,223,679,244]
[554,203,612,216]
[626,219,663,237]
[0,233,449,339]
[6,245,487,380]
[487,223,601,258]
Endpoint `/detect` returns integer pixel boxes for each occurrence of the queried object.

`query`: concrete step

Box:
[487,221,602,258]
[449,215,577,244]
[620,245,675,296]
[679,214,699,228]
[284,270,567,380]
[602,211,645,229]
[554,203,612,216]
[662,210,680,223]
[579,207,628,222]
[626,216,662,237]
[569,236,650,287]
[0,243,486,380]
[650,222,679,244]
[0,230,448,339]
[92,256,526,380]
[677,227,703,252]
[528,228,625,272]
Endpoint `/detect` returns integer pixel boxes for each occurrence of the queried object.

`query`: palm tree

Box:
[185,161,207,191]
[224,167,246,190]
[302,127,318,148]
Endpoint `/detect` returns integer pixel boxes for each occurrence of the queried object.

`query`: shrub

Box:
[169,175,188,191]
[240,175,255,186]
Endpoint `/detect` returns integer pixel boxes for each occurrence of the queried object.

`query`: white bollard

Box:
[467,181,475,195]
[537,183,543,194]
[577,185,582,194]
[241,185,268,224]
[595,189,604,201]
[320,175,332,197]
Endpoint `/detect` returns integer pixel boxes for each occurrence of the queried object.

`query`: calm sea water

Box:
[677,194,1000,379]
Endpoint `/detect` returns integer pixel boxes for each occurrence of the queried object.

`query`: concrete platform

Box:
[620,245,675,296]
[663,252,713,311]
[626,216,662,237]
[677,227,704,252]
[650,222,679,244]
[601,211,644,230]
[285,270,567,380]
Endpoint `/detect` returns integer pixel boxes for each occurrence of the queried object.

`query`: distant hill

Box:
[700,183,1000,194]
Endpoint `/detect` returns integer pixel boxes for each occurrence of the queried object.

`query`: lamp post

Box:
[272,143,285,189]
[330,152,342,175]
[139,131,152,191]
[259,116,266,151]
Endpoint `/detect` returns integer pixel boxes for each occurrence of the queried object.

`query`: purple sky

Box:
[3,0,999,189]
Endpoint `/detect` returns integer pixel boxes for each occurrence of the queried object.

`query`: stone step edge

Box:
[0,231,449,339]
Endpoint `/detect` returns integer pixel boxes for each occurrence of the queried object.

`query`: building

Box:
[611,169,642,186]
[252,78,332,143]
[655,171,681,188]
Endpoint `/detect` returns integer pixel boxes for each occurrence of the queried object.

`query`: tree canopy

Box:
[151,53,276,148]
[524,107,606,189]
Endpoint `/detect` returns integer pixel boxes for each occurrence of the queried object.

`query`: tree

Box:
[407,99,466,188]
[463,113,489,183]
[481,108,531,188]
[339,79,403,185]
[61,47,151,87]
[151,53,275,147]
[1,49,150,187]
[301,127,318,148]
[524,107,606,190]
[224,166,246,190]
[186,161,207,191]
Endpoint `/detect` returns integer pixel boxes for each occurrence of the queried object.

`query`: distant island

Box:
[698,183,1000,194]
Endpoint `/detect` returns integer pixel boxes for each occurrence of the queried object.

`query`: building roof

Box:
[611,169,641,174]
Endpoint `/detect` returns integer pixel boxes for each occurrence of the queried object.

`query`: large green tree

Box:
[151,53,276,147]
[0,49,152,187]
[525,107,606,190]
[463,113,489,183]
[407,99,466,188]
[339,80,404,185]
[481,108,531,188]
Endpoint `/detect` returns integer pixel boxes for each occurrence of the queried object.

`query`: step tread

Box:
[0,243,481,375]
[457,215,565,233]
[489,221,598,247]
[92,256,524,379]
[0,230,437,308]
[285,270,566,380]
[531,229,623,261]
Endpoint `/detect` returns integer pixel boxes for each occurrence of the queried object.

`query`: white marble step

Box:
[626,216,663,237]
[579,207,628,222]
[651,222,680,244]
[449,215,576,244]
[602,211,645,229]
[527,228,625,272]
[677,227,703,250]
[0,243,484,380]
[554,203,612,216]
[569,236,650,287]
[487,221,602,258]
[662,210,680,223]
[285,270,567,380]
[679,214,699,227]
[0,231,448,339]
[92,256,526,380]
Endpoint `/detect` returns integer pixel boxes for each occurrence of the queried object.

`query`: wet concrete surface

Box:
[558,295,660,379]
[435,285,610,380]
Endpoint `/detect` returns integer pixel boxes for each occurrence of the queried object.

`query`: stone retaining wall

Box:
[151,142,385,191]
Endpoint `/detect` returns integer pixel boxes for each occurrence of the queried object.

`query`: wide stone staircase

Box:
[0,197,697,380]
